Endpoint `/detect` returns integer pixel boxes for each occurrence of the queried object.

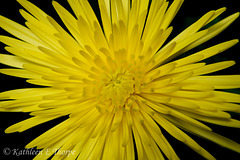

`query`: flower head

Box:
[0,0,240,159]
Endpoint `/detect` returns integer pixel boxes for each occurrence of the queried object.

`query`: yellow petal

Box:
[168,90,213,99]
[171,10,215,41]
[166,30,208,61]
[142,2,168,44]
[172,117,240,153]
[181,12,240,52]
[0,54,28,68]
[132,113,151,146]
[0,16,42,46]
[0,69,40,79]
[171,63,205,74]
[52,1,82,46]
[177,83,214,91]
[193,61,235,76]
[17,0,49,24]
[0,36,36,50]
[168,97,199,109]
[185,75,240,89]
[153,114,186,142]
[182,111,240,128]
[174,39,238,67]
[161,0,184,30]
[214,91,240,103]
[167,116,217,160]
[67,0,85,18]
[140,93,171,104]
[5,116,59,133]
[98,2,112,41]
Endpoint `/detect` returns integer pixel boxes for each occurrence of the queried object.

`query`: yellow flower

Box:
[0,0,240,159]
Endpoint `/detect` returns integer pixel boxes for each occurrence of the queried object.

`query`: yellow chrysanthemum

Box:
[0,0,240,159]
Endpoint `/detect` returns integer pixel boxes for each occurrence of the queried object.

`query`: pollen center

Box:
[100,72,135,107]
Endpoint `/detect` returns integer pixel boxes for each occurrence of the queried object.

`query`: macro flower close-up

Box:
[0,0,240,159]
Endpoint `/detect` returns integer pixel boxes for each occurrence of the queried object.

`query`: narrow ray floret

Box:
[1,0,240,159]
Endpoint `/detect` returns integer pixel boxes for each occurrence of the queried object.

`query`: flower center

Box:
[100,72,135,107]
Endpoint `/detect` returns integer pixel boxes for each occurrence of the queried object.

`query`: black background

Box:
[0,0,240,160]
